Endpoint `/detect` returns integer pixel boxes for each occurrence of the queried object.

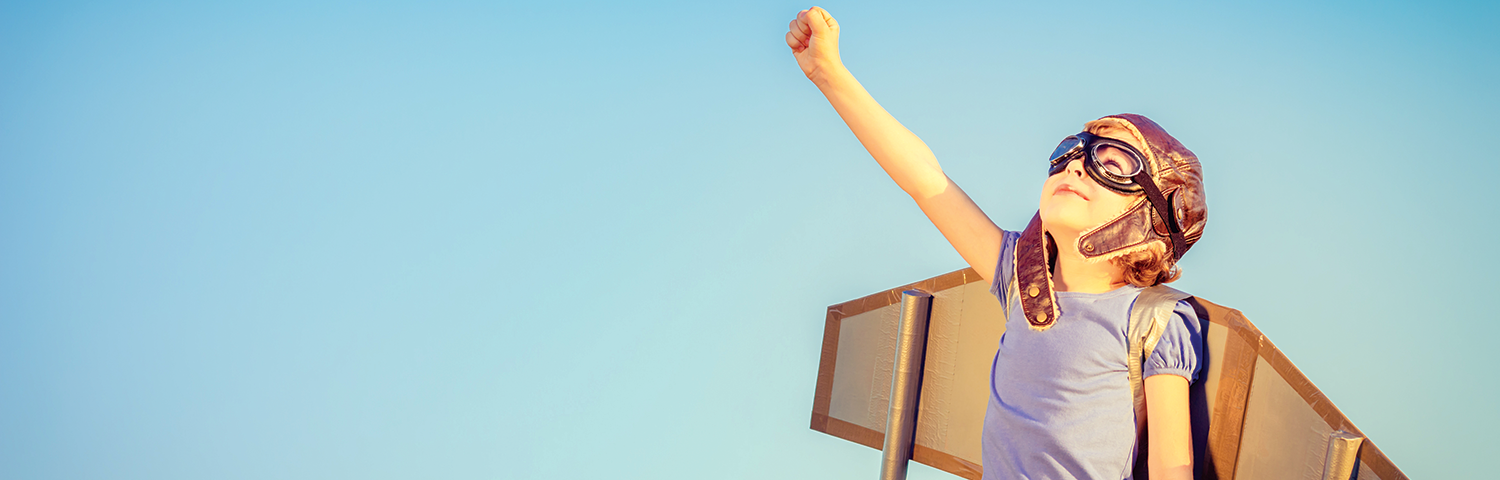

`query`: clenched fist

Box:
[785,7,842,82]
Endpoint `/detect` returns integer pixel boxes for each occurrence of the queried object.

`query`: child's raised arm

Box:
[787,7,1003,282]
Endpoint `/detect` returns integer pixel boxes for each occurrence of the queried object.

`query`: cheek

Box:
[1037,176,1060,208]
[1089,194,1139,221]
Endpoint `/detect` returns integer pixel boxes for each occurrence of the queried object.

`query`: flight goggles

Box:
[1047,132,1148,195]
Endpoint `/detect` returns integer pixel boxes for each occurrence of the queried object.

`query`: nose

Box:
[1065,157,1086,177]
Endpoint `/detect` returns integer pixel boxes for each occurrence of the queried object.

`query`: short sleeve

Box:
[1143,300,1205,382]
[988,229,1021,314]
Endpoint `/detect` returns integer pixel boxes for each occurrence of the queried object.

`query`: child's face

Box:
[1038,128,1147,239]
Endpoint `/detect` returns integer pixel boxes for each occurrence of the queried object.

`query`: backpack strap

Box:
[1127,285,1192,433]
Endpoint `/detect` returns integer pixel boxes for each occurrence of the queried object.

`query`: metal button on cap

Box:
[1083,243,1095,253]
[1027,286,1040,297]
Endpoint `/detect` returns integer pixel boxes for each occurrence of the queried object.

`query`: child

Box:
[787,7,1207,480]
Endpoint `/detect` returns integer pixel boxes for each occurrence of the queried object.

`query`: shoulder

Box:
[1172,297,1204,336]
[989,229,1022,310]
[1158,296,1205,346]
[1143,295,1206,380]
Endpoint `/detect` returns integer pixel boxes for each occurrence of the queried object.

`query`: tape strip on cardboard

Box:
[1195,298,1258,480]
[913,444,983,480]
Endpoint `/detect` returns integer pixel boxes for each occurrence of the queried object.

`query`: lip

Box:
[1053,183,1091,201]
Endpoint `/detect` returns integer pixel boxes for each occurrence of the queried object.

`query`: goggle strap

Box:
[1130,171,1187,260]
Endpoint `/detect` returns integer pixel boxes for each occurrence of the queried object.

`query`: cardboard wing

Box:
[809,268,1407,480]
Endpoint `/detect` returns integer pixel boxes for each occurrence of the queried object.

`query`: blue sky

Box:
[1,0,1495,478]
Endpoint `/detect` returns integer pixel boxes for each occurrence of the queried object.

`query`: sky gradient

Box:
[2,0,1496,478]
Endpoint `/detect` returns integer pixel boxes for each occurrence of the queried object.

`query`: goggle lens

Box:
[1091,144,1143,178]
[1049,137,1083,163]
[1048,136,1083,175]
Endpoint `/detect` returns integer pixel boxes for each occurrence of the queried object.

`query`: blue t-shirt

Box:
[982,230,1203,480]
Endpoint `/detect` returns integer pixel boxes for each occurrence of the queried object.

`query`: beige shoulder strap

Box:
[1127,285,1192,434]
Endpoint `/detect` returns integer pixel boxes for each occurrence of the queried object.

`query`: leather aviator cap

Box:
[1015,114,1207,331]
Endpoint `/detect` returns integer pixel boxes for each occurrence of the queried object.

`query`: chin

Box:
[1037,202,1095,237]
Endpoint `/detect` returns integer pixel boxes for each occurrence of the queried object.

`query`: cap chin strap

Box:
[1130,171,1188,261]
[1077,173,1189,262]
[1015,214,1060,330]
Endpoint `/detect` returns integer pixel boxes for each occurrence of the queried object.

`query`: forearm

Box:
[786,7,1002,281]
[813,65,947,200]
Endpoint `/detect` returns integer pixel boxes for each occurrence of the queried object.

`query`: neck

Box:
[1049,229,1129,293]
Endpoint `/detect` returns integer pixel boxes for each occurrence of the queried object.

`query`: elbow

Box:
[903,173,954,201]
[1148,452,1193,480]
[1148,461,1193,480]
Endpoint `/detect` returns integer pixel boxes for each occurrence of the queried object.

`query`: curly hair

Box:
[1110,243,1182,287]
